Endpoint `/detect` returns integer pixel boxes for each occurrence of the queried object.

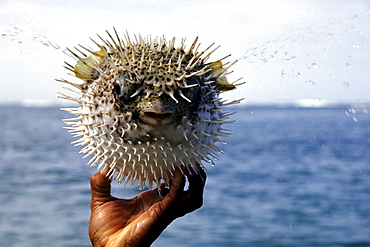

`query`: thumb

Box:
[90,166,112,208]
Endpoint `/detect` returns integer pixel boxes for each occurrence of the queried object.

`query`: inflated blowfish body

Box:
[58,29,243,189]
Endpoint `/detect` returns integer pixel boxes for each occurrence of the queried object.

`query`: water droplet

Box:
[353,44,360,48]
[343,81,351,88]
[347,108,356,113]
[296,72,301,78]
[286,56,296,61]
[346,63,352,69]
[307,80,316,86]
[281,70,286,77]
[330,74,335,79]
[311,63,318,69]
[353,116,358,123]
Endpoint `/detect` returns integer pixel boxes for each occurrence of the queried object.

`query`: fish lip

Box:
[140,110,174,126]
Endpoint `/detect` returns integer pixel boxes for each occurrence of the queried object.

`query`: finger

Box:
[187,164,207,191]
[184,164,207,193]
[159,183,170,197]
[182,164,207,213]
[90,166,113,208]
[161,167,185,209]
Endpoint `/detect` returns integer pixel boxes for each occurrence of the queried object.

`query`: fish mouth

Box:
[140,110,174,126]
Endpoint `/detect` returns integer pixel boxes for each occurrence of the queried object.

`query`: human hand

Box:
[88,166,206,247]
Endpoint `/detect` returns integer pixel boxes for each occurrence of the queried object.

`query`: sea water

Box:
[0,106,369,246]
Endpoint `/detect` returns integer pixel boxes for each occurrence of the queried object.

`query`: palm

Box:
[88,167,206,247]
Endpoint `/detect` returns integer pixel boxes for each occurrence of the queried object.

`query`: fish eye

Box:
[113,80,122,96]
[114,74,139,100]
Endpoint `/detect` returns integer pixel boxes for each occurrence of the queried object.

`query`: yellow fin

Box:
[73,47,107,80]
[210,61,236,91]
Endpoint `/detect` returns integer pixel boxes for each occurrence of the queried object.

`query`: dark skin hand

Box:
[88,166,207,247]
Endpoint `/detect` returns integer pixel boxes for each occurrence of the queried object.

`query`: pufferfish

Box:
[58,29,243,189]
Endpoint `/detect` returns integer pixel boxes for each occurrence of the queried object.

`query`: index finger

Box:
[160,167,186,210]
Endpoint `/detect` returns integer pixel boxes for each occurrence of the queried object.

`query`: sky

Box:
[0,0,369,106]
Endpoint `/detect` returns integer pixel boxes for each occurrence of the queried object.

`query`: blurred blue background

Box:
[0,106,368,246]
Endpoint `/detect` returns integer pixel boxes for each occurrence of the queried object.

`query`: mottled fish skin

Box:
[58,28,243,189]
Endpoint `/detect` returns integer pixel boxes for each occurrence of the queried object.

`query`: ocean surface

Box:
[0,105,369,247]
